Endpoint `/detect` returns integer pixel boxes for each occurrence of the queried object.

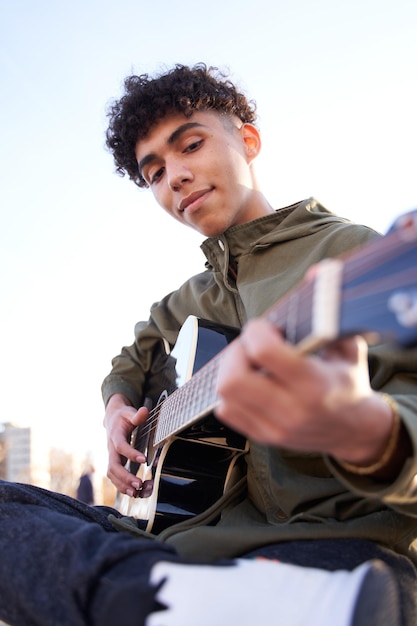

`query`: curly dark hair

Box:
[105,63,257,187]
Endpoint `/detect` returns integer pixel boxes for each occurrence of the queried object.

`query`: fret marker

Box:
[297,258,343,353]
[388,291,417,328]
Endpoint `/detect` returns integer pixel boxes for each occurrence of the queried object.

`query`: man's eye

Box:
[184,139,203,153]
[150,167,164,184]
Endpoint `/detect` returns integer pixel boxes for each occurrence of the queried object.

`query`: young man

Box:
[101,64,417,622]
[0,63,416,626]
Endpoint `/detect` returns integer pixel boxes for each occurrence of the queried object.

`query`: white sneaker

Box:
[146,557,394,626]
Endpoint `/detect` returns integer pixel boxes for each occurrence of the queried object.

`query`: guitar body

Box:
[115,317,247,534]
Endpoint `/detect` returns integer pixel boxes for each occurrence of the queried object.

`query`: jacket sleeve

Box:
[101,267,238,408]
[325,343,417,514]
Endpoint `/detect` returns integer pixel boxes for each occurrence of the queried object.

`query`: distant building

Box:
[0,423,31,482]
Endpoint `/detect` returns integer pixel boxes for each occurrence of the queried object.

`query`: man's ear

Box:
[240,123,261,162]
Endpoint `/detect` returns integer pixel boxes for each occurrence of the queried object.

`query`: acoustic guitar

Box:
[115,210,417,534]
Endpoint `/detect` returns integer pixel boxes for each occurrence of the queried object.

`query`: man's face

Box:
[135,110,263,237]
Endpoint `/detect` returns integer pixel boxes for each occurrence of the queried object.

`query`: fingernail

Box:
[126,488,134,497]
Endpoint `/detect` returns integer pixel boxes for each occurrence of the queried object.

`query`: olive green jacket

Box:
[102,198,417,564]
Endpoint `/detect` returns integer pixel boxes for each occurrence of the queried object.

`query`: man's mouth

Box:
[179,188,213,213]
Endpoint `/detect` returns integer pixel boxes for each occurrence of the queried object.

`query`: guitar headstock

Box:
[386,208,417,235]
[266,208,417,351]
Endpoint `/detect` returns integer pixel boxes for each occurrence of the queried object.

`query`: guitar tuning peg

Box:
[387,209,417,236]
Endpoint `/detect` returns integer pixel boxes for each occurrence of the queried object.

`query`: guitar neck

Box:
[154,211,417,445]
[154,352,221,445]
[267,216,417,350]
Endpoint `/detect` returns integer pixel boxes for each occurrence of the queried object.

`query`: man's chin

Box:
[186,220,224,239]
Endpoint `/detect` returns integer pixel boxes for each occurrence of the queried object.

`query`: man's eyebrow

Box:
[137,122,206,179]
[167,122,205,145]
[138,153,157,179]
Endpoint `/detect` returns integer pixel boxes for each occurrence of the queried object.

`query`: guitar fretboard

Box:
[151,211,417,445]
[154,355,221,444]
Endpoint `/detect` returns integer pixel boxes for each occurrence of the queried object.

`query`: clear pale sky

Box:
[1,0,416,475]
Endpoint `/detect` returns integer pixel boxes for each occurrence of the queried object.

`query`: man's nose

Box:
[167,162,193,191]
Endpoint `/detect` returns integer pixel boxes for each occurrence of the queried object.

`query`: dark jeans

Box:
[0,480,416,626]
[0,481,176,626]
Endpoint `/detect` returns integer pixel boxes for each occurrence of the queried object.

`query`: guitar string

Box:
[135,281,310,442]
[136,354,223,442]
[137,245,417,444]
[134,236,417,443]
[133,232,417,444]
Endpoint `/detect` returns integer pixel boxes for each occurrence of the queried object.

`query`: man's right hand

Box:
[103,393,149,496]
